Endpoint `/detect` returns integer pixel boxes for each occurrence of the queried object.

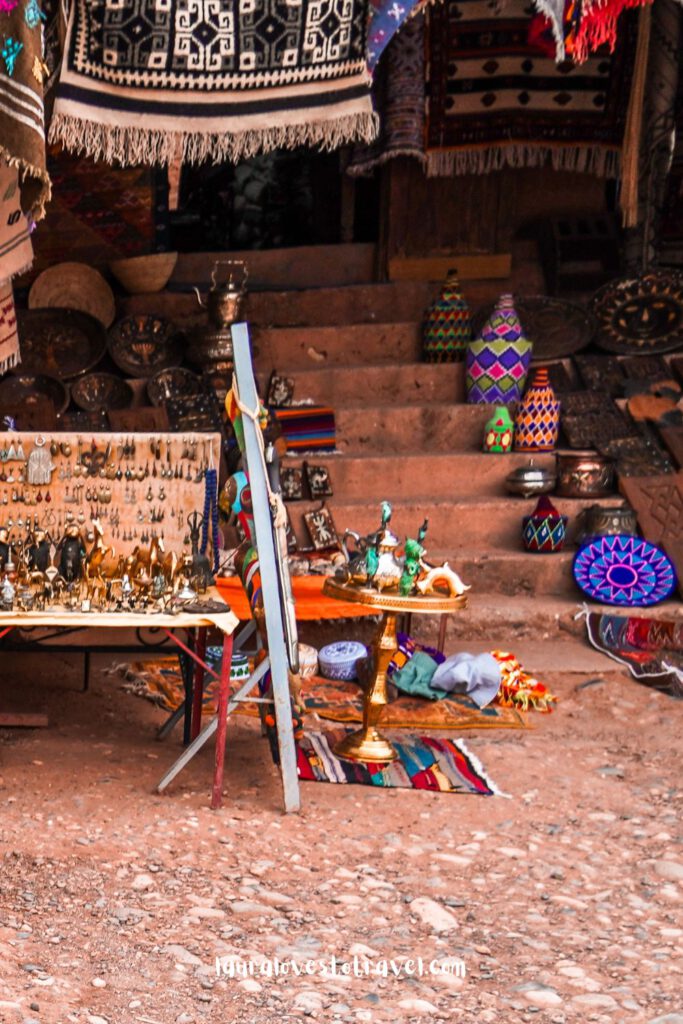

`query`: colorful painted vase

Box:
[466,294,533,404]
[522,495,568,553]
[422,271,471,363]
[483,405,514,453]
[514,368,561,452]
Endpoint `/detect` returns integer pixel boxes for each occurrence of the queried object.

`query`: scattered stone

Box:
[397,998,438,1014]
[238,979,262,993]
[654,862,683,883]
[163,945,203,967]
[647,1016,683,1024]
[131,873,154,891]
[409,897,458,932]
[570,994,618,1010]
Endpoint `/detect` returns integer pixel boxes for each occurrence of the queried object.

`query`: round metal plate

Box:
[108,315,184,378]
[71,372,133,413]
[15,307,107,380]
[590,271,683,354]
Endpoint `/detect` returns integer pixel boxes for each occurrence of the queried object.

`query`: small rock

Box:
[527,988,563,1009]
[238,979,262,993]
[654,861,683,883]
[646,1015,683,1024]
[410,897,458,933]
[176,1014,194,1024]
[87,1016,109,1024]
[131,873,154,891]
[92,978,106,988]
[294,991,324,1013]
[570,994,618,1010]
[397,998,438,1014]
[163,944,203,966]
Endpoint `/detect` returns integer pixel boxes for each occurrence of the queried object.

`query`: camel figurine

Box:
[416,562,471,598]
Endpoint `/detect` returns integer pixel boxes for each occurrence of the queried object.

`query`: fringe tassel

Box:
[0,145,52,222]
[620,5,651,229]
[426,144,621,178]
[530,0,567,62]
[0,351,19,375]
[347,147,426,178]
[49,112,379,167]
[573,0,654,64]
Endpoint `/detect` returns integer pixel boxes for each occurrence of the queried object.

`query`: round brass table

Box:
[322,579,468,763]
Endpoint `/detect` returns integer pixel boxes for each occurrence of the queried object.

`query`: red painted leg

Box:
[211,632,233,810]
[191,627,207,741]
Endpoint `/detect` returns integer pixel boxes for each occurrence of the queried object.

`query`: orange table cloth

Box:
[216,575,379,621]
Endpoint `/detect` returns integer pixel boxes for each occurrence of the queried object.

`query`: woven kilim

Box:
[0,278,19,374]
[274,406,336,452]
[426,0,635,177]
[0,163,33,282]
[297,729,504,794]
[585,612,683,698]
[50,0,377,166]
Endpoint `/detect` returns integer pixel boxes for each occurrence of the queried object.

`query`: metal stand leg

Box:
[437,615,448,654]
[82,650,90,693]
[211,632,234,810]
[182,630,196,747]
[191,627,207,741]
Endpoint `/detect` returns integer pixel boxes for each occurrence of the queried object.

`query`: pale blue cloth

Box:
[430,653,501,709]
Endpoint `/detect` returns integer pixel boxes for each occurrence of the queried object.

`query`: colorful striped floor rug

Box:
[297,728,503,794]
[116,660,529,731]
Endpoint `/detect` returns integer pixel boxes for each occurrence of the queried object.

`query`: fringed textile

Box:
[50,0,377,167]
[366,0,426,71]
[0,163,33,281]
[348,13,426,176]
[0,278,19,375]
[573,0,653,64]
[425,0,635,179]
[0,0,59,221]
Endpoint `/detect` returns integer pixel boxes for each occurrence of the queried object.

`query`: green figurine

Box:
[399,519,429,596]
[366,501,392,582]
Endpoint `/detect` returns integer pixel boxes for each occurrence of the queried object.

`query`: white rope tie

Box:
[232,383,288,530]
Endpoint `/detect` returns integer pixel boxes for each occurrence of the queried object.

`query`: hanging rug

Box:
[590,272,683,355]
[573,534,677,607]
[50,0,376,166]
[297,728,504,794]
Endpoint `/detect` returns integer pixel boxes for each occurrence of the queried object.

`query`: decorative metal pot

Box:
[555,452,615,498]
[505,459,556,498]
[576,503,638,545]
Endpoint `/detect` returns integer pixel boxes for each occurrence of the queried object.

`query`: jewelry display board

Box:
[0,431,221,554]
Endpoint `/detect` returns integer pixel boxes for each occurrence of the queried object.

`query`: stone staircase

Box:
[123,259,679,662]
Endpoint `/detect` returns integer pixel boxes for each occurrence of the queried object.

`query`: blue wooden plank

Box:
[231,323,301,813]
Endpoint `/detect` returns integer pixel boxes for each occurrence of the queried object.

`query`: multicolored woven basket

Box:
[466,294,532,404]
[573,535,676,606]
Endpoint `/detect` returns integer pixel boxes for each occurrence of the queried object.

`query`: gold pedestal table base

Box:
[322,580,467,763]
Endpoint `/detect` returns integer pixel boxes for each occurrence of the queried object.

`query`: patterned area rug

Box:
[50,0,376,165]
[425,0,634,177]
[585,611,683,698]
[297,729,503,794]
[117,659,530,730]
[27,144,157,276]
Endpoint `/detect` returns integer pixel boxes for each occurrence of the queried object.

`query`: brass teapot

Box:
[194,260,248,328]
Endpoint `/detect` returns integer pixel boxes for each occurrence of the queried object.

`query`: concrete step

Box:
[265,362,466,407]
[121,279,508,329]
[286,495,623,555]
[254,323,422,372]
[284,451,555,500]
[335,402,494,453]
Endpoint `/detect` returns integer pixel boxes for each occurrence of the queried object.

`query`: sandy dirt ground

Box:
[0,643,681,1024]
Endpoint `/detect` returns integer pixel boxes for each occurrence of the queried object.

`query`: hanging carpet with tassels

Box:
[49,0,377,166]
[426,0,636,177]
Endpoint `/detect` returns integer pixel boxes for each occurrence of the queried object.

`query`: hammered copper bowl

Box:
[0,373,69,416]
[555,452,615,498]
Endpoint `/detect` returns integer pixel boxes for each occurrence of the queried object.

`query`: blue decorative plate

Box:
[573,535,676,606]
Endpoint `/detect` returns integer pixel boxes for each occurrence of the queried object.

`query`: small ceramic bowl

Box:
[318,641,368,681]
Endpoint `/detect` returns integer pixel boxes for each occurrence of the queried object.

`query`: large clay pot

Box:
[514,368,561,452]
[422,271,471,363]
[466,293,533,404]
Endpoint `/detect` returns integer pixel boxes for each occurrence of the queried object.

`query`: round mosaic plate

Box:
[15,307,107,380]
[471,296,596,360]
[573,535,676,606]
[590,272,683,355]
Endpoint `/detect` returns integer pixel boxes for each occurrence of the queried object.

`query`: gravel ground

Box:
[0,647,682,1024]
